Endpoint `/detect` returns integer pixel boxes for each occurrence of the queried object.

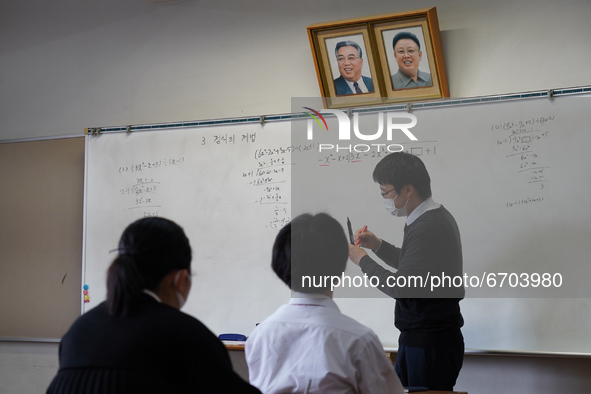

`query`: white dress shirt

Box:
[245,293,404,394]
[406,196,440,226]
[345,77,370,93]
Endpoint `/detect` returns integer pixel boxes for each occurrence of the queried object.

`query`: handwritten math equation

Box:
[119,178,160,196]
[493,115,554,208]
[254,142,317,160]
[317,143,438,166]
[120,178,162,217]
[118,157,185,174]
[269,206,290,230]
[117,156,187,218]
[490,116,554,132]
[243,144,292,229]
[494,116,553,188]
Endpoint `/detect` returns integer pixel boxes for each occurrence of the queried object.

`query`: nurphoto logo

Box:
[303,107,419,153]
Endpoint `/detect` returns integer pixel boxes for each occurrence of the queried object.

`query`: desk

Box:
[224,342,247,351]
[224,344,467,393]
[426,392,467,394]
[225,342,397,353]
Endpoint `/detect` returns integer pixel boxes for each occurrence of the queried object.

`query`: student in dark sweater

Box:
[348,152,464,391]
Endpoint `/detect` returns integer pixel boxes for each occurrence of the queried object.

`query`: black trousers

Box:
[395,342,464,391]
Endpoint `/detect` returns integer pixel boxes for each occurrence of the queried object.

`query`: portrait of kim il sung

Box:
[327,35,375,96]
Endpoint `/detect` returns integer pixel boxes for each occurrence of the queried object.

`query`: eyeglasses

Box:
[395,48,419,57]
[380,187,397,197]
[337,55,360,63]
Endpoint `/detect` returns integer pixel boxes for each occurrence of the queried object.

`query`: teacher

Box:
[348,152,465,391]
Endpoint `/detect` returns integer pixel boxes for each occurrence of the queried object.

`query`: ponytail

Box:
[106,253,144,317]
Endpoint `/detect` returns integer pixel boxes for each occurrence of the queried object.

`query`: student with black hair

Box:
[348,152,465,391]
[246,213,404,394]
[47,217,260,394]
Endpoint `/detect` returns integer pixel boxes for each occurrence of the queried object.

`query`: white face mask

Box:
[383,193,409,217]
[174,270,190,309]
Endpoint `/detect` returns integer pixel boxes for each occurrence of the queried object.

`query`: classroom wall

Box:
[2,0,591,141]
[1,0,591,393]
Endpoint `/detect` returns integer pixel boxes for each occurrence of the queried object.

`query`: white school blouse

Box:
[245,293,404,394]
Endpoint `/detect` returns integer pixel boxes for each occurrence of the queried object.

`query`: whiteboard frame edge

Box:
[0,337,61,343]
[81,135,90,315]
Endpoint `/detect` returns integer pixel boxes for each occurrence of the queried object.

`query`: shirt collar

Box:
[143,289,162,303]
[397,69,428,87]
[406,196,440,225]
[345,77,368,93]
[289,292,339,311]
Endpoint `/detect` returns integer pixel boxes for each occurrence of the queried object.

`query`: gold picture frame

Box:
[307,7,449,108]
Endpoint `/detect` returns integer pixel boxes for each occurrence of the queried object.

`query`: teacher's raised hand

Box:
[354,227,381,250]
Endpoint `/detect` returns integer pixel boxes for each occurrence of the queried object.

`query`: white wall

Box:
[2,0,591,393]
[1,0,590,141]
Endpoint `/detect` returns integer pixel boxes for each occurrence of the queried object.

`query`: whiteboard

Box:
[84,94,591,353]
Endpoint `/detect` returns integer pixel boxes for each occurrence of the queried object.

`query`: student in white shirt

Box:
[245,213,404,394]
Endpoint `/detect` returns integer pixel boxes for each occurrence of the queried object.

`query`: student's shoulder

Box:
[330,313,388,358]
[145,303,228,355]
[245,304,292,350]
[247,304,291,333]
[325,308,381,342]
[150,302,212,332]
[67,301,109,329]
[414,206,457,228]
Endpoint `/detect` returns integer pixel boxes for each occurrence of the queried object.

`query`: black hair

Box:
[272,213,348,293]
[106,217,191,317]
[372,152,432,199]
[335,40,363,59]
[392,31,421,51]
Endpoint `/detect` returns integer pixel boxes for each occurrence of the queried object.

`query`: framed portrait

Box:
[307,25,384,109]
[307,7,449,108]
[373,11,448,103]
